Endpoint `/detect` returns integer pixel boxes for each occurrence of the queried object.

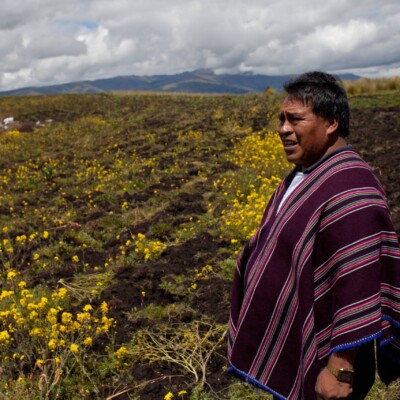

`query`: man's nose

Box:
[279,119,293,135]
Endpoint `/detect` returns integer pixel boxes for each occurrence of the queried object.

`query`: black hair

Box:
[283,71,350,137]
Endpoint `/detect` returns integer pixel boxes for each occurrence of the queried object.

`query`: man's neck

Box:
[301,137,348,172]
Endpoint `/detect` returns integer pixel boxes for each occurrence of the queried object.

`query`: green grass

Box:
[349,91,400,108]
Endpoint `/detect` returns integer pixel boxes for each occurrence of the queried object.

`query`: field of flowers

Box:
[0,91,399,399]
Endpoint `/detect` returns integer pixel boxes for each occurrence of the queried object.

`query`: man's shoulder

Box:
[315,148,376,179]
[307,149,386,199]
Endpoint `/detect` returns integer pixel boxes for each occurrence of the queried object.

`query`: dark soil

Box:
[94,106,400,399]
[350,107,400,233]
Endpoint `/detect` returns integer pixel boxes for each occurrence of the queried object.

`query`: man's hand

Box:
[315,367,353,399]
[315,349,358,399]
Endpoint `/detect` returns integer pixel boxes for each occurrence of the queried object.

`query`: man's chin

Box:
[284,153,301,166]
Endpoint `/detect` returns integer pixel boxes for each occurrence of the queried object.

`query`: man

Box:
[227,71,400,399]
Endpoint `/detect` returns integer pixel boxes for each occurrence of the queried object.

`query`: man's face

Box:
[278,97,336,170]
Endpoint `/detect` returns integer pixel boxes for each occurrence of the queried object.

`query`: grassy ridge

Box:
[0,92,399,399]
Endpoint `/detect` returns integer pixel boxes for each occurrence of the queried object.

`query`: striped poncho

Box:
[228,148,400,399]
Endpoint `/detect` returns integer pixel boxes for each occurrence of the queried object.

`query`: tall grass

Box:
[344,76,400,95]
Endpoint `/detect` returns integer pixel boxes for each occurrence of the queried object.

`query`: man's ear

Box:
[326,118,339,135]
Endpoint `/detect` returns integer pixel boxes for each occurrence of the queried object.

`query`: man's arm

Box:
[315,348,358,400]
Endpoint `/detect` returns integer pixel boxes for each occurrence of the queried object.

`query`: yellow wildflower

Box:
[37,297,48,309]
[52,287,67,300]
[16,235,27,244]
[83,337,93,346]
[48,339,57,351]
[18,280,27,289]
[30,328,43,336]
[46,308,59,325]
[0,290,14,300]
[61,312,73,324]
[77,312,91,323]
[100,301,108,314]
[114,346,129,359]
[29,311,39,320]
[70,344,79,353]
[0,330,11,343]
[6,270,19,281]
[164,392,174,400]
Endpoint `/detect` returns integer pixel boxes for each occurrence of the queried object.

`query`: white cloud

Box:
[1,0,400,91]
[309,20,377,53]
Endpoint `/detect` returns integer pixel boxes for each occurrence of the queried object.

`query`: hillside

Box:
[0,91,399,399]
[0,69,360,96]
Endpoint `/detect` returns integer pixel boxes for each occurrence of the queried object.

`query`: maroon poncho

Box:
[228,148,400,399]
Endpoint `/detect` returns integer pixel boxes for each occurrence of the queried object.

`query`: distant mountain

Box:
[0,69,360,96]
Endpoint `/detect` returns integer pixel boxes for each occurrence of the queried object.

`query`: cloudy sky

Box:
[1,0,400,91]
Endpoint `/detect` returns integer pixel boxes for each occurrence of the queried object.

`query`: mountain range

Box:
[0,69,360,96]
